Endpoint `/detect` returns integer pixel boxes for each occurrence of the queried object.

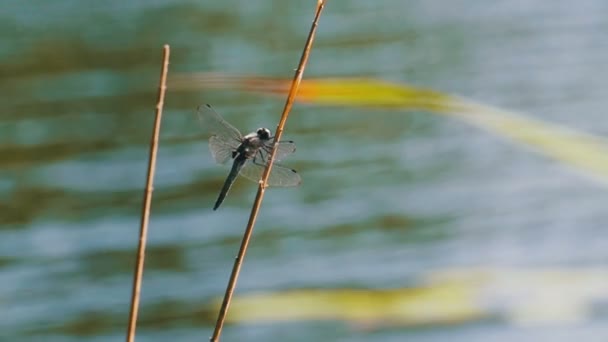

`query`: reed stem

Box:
[126,44,170,342]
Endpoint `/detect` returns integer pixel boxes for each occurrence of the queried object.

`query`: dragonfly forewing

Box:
[257,140,297,165]
[197,104,243,164]
[273,140,297,153]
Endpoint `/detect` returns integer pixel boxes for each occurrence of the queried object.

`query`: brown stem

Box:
[126,44,170,342]
[209,1,326,341]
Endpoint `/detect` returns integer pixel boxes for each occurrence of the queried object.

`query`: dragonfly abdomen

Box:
[213,156,247,210]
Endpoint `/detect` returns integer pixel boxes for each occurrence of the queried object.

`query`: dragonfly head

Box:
[256,128,271,141]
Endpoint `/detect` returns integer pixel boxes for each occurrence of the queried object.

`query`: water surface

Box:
[3,1,608,341]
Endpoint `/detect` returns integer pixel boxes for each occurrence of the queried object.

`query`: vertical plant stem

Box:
[210,1,326,341]
[126,44,170,342]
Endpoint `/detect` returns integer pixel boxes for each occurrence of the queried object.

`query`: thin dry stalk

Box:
[210,1,326,341]
[126,44,170,342]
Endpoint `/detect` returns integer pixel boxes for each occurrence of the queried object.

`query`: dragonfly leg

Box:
[252,152,268,167]
[253,147,266,164]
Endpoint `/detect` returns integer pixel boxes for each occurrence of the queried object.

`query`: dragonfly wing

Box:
[197,104,242,140]
[239,161,301,187]
[197,104,242,164]
[261,140,297,162]
[209,135,234,164]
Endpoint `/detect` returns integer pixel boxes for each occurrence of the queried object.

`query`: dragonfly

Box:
[197,104,301,210]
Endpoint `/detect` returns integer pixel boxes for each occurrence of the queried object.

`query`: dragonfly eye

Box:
[257,128,271,140]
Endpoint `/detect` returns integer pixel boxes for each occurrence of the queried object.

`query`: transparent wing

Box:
[261,140,297,162]
[239,160,301,187]
[197,104,243,164]
[209,135,235,164]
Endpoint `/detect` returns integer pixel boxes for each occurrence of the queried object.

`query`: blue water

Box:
[3,1,608,341]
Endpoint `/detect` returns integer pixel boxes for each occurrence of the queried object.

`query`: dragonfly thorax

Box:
[233,144,257,160]
[236,128,271,160]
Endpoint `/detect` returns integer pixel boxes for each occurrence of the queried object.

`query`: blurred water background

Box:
[3,1,608,341]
